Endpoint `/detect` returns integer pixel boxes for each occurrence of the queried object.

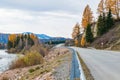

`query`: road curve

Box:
[72,47,120,80]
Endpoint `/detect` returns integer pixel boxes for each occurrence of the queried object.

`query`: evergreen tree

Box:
[106,9,114,29]
[97,13,108,36]
[102,13,107,33]
[7,41,13,49]
[28,34,34,46]
[85,24,94,43]
[97,14,103,36]
[14,36,20,48]
[24,34,27,39]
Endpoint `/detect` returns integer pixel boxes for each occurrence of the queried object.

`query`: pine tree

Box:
[85,24,94,43]
[102,13,107,33]
[14,36,20,48]
[97,13,108,36]
[97,14,103,36]
[28,34,34,46]
[7,41,13,49]
[106,9,114,29]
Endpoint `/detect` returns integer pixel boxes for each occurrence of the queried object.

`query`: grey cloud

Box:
[0,0,83,13]
[0,0,100,37]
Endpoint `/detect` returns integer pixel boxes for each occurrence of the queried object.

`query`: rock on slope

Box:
[91,21,120,51]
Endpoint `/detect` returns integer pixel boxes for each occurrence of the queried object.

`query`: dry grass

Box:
[74,78,80,80]
[20,52,71,80]
[2,76,9,80]
[10,51,44,69]
[77,52,94,80]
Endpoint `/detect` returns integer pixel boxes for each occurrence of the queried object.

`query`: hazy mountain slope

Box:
[0,33,9,44]
[0,32,66,44]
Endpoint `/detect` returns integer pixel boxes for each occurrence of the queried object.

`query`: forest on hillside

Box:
[72,0,120,49]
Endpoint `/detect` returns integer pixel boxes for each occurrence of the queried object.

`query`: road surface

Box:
[72,47,120,80]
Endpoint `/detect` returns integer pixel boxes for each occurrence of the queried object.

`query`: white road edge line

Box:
[76,51,86,80]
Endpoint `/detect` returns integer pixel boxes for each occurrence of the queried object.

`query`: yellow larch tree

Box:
[82,5,93,28]
[72,23,80,39]
[105,0,120,19]
[30,33,37,40]
[81,35,86,47]
[98,0,105,15]
[72,23,80,46]
[8,34,16,47]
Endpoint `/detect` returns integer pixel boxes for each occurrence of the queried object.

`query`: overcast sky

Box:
[0,0,100,38]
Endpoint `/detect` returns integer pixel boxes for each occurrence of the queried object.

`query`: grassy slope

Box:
[91,21,120,51]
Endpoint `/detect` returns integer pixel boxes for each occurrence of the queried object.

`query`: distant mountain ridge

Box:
[36,34,52,39]
[0,32,67,44]
[0,33,9,44]
[23,32,52,39]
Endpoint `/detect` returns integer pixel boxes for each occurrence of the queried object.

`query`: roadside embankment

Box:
[0,47,72,80]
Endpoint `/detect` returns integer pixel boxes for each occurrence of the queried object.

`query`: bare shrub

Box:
[10,51,44,69]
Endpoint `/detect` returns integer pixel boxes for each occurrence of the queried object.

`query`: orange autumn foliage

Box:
[81,36,85,47]
[8,34,16,47]
[98,0,105,14]
[75,39,79,47]
[82,5,93,28]
[30,33,37,40]
[105,0,120,19]
[72,23,80,47]
[72,23,80,39]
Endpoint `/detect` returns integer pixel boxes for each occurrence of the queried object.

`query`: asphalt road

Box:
[72,47,120,80]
